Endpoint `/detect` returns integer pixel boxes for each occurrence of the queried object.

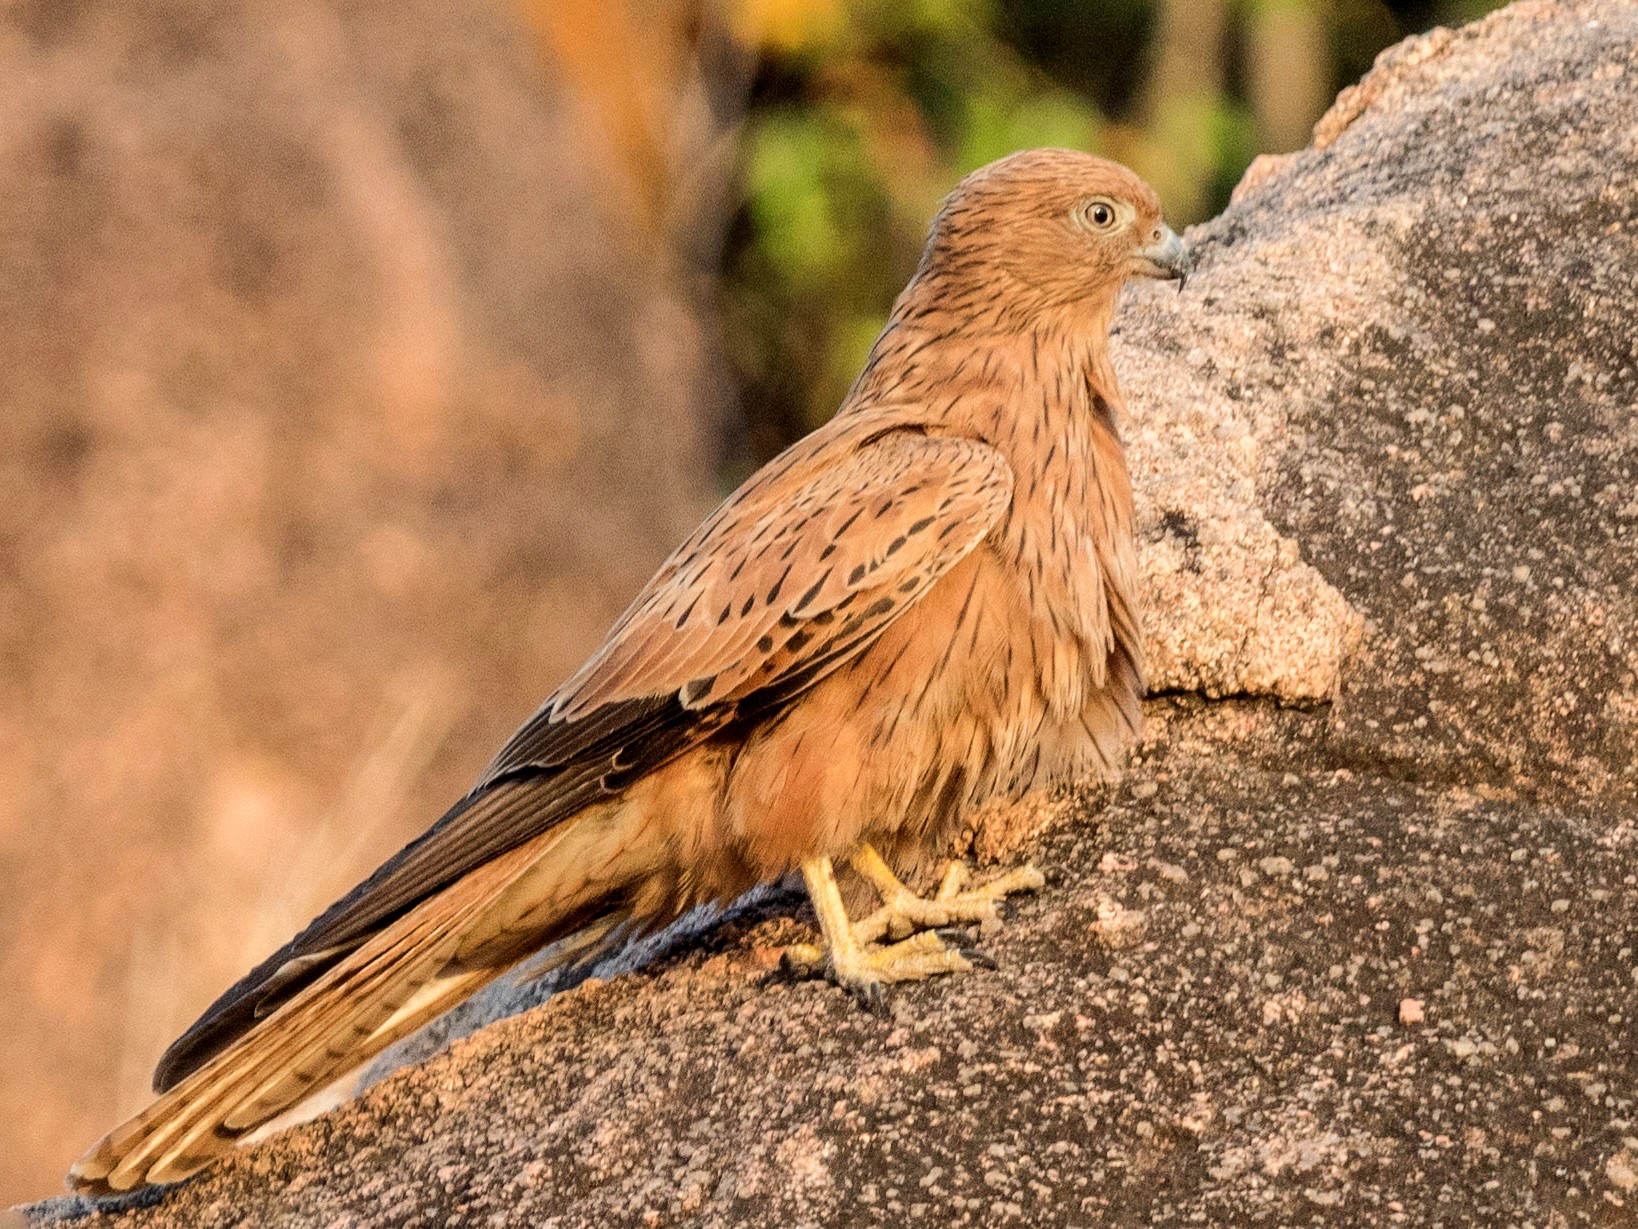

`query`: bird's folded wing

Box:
[506,420,1016,742]
[155,420,1012,1090]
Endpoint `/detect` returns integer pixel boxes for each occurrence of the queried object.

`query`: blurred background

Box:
[0,0,1502,1205]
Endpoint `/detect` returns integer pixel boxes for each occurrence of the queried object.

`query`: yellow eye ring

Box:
[1074,196,1123,233]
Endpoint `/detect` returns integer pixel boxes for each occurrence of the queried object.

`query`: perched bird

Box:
[71,148,1189,1195]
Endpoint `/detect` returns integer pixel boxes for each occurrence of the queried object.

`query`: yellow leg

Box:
[782,847,1044,1009]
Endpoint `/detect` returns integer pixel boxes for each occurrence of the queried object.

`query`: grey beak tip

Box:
[1171,236,1194,290]
[1135,226,1192,290]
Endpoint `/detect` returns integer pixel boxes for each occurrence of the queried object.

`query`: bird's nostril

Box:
[1151,228,1162,242]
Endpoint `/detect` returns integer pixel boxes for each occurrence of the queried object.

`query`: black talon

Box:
[960,948,998,970]
[849,981,890,1016]
[777,951,808,978]
[765,958,801,987]
[934,927,977,945]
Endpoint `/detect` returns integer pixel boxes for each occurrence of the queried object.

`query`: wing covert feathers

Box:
[539,423,1014,724]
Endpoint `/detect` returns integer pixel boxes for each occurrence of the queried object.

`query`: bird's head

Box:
[911,149,1190,329]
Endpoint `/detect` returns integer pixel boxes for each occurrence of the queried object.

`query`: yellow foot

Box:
[780,929,991,1012]
[849,847,1046,945]
[783,845,1044,1011]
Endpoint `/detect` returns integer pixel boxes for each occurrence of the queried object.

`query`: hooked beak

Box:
[1131,224,1192,290]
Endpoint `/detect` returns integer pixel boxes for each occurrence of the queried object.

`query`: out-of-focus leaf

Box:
[744,110,857,284]
[714,0,1509,475]
[730,0,850,53]
[956,88,1101,173]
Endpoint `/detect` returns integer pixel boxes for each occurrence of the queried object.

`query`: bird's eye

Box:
[1075,197,1123,233]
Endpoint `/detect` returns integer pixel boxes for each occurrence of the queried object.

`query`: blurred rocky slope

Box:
[0,0,726,1205]
[20,0,1638,1224]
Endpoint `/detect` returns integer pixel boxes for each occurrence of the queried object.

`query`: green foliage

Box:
[720,0,1505,473]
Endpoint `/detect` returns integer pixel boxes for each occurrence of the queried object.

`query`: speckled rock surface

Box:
[27,704,1638,1229]
[23,1,1638,1225]
[1120,0,1638,797]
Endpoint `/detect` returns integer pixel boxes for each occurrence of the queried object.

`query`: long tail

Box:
[70,801,665,1195]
